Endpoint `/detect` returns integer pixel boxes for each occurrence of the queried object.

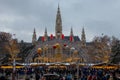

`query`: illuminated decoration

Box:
[74,50,78,55]
[0,66,24,69]
[92,65,118,69]
[53,43,60,49]
[37,48,42,54]
[55,43,60,48]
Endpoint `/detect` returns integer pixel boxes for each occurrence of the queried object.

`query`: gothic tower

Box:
[70,27,73,36]
[81,28,86,46]
[44,27,48,41]
[70,27,74,42]
[32,28,37,45]
[55,5,62,39]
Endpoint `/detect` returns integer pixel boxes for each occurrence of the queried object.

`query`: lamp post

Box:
[11,56,21,80]
[72,50,81,80]
[12,56,16,80]
[72,50,79,80]
[77,59,79,80]
[10,39,20,80]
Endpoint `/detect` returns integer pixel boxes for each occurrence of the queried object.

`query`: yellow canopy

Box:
[0,66,24,69]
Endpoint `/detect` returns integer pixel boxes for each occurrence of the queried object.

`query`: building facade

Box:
[26,6,87,63]
[24,6,111,64]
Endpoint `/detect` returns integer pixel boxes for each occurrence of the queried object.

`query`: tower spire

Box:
[55,5,62,39]
[70,27,74,42]
[45,27,47,34]
[58,3,60,11]
[44,27,48,41]
[70,27,73,36]
[81,27,86,47]
[32,28,37,45]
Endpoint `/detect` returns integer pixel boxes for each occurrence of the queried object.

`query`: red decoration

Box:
[53,45,56,49]
[64,44,66,47]
[69,36,73,42]
[42,36,44,42]
[61,34,64,39]
[50,34,53,40]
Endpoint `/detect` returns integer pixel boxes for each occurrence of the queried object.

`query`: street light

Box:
[74,50,82,80]
[12,57,16,80]
[10,39,20,80]
[76,59,79,80]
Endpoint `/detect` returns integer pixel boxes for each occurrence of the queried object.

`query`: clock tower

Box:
[55,5,62,39]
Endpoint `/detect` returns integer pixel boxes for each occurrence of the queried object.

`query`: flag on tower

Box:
[69,36,73,42]
[61,34,64,39]
[42,36,44,42]
[50,34,53,40]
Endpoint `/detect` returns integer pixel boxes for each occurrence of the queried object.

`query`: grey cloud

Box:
[0,0,120,42]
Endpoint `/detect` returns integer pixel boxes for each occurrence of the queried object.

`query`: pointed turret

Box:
[70,27,73,36]
[32,28,37,45]
[70,27,74,42]
[44,27,48,41]
[55,4,62,39]
[81,27,86,47]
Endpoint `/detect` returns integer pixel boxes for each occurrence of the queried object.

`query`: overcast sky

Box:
[0,0,120,42]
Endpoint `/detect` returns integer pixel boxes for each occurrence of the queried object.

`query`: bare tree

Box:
[0,32,12,42]
[0,32,20,63]
[89,35,111,63]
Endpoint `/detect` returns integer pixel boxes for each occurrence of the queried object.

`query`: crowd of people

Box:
[0,66,119,80]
